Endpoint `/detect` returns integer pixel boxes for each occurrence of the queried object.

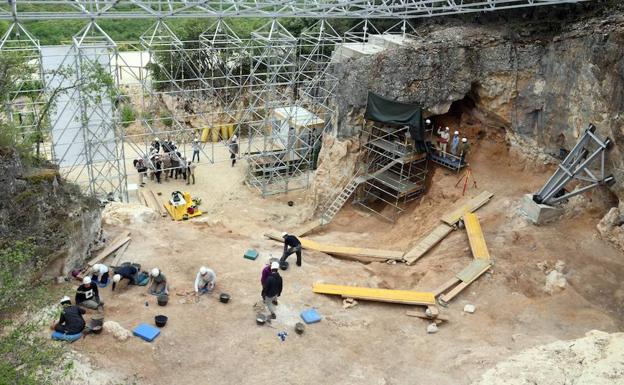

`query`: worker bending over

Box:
[262,262,283,320]
[280,232,302,268]
[112,263,140,291]
[194,266,216,295]
[148,268,168,296]
[50,296,85,335]
[91,263,109,287]
[75,276,104,310]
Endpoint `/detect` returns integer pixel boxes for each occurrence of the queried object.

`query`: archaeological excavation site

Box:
[0,0,623,384]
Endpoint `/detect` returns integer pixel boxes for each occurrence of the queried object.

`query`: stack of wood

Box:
[139,189,166,218]
[405,305,448,325]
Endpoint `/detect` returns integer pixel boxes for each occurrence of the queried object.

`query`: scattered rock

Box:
[543,270,567,294]
[463,304,476,314]
[427,323,438,334]
[102,202,158,226]
[103,321,132,341]
[342,298,358,309]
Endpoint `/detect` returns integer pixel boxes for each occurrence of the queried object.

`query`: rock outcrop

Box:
[330,5,624,202]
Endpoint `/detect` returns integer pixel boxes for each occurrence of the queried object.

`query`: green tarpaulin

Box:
[364,92,425,148]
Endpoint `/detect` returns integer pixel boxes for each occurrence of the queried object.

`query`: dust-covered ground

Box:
[58,133,623,385]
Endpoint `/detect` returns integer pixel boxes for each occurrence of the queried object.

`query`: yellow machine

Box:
[164,191,202,221]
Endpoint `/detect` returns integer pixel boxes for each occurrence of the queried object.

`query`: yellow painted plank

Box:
[265,233,404,260]
[313,283,436,305]
[440,191,494,225]
[463,212,491,260]
[404,224,454,265]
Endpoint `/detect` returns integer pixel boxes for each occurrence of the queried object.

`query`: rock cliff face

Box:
[0,149,101,278]
[330,6,624,202]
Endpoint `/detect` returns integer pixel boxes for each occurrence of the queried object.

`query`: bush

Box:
[159,110,173,127]
[120,104,136,128]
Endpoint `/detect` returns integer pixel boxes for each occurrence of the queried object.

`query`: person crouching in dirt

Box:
[148,268,168,295]
[262,262,282,320]
[194,266,216,296]
[91,263,109,287]
[75,276,104,311]
[228,135,239,167]
[50,296,85,335]
[279,232,302,268]
[111,263,140,291]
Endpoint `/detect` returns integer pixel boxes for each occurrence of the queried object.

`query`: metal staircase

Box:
[320,175,365,225]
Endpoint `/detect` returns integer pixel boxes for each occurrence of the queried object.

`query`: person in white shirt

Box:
[436,127,450,157]
[91,263,109,287]
[194,266,216,296]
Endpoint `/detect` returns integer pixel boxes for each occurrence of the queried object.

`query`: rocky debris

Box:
[597,204,624,251]
[463,304,476,314]
[103,321,132,341]
[427,323,438,334]
[476,330,624,385]
[102,202,158,226]
[342,298,358,309]
[543,260,567,295]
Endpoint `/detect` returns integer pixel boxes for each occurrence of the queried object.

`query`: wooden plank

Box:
[148,190,167,217]
[405,309,449,322]
[463,212,491,260]
[404,224,454,265]
[110,240,130,267]
[432,277,461,297]
[87,231,130,267]
[265,233,404,261]
[440,191,494,226]
[440,261,492,304]
[138,191,150,207]
[293,220,322,237]
[456,260,492,284]
[313,283,436,305]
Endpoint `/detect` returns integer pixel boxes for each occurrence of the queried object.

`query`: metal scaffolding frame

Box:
[355,122,429,222]
[0,1,592,20]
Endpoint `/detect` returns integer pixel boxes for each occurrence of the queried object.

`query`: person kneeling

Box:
[75,276,104,310]
[148,268,168,296]
[51,296,85,335]
[194,266,216,296]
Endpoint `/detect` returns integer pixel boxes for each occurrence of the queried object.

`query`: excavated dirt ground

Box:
[64,131,623,385]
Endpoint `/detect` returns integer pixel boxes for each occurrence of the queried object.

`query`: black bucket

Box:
[219,293,230,304]
[157,294,169,306]
[279,261,289,271]
[155,315,168,327]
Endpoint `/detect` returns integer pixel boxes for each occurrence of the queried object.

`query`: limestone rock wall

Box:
[330,8,624,202]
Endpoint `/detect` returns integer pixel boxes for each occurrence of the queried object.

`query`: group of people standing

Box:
[430,120,471,164]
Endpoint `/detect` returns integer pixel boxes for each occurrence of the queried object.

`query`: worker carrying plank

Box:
[194,266,216,296]
[262,262,283,320]
[279,232,302,269]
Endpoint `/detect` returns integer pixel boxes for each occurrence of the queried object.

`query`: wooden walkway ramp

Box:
[464,212,491,260]
[265,233,404,261]
[313,283,436,306]
[404,224,454,265]
[440,190,494,226]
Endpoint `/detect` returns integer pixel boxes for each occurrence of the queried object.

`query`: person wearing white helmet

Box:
[186,159,197,185]
[280,232,302,268]
[261,261,283,319]
[111,263,140,291]
[228,134,238,167]
[148,268,168,295]
[192,138,201,162]
[152,137,161,153]
[50,296,86,335]
[460,137,470,164]
[75,276,104,310]
[436,126,450,157]
[451,130,461,156]
[194,266,216,296]
[91,263,109,287]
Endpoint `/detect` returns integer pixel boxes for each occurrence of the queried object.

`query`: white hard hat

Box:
[231,135,237,140]
[82,276,91,285]
[92,264,102,273]
[193,138,198,142]
[445,127,450,131]
[454,131,459,135]
[113,274,121,283]
[155,137,160,141]
[199,266,208,275]
[151,268,160,277]
[281,232,288,238]
[271,262,280,270]
[60,296,71,304]
[462,137,467,143]
[425,119,431,124]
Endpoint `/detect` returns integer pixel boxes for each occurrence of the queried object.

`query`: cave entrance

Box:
[426,90,480,139]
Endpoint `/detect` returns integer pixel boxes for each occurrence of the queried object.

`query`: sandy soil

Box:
[64,131,624,385]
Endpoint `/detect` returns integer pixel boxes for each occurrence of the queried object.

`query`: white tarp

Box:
[41,45,116,168]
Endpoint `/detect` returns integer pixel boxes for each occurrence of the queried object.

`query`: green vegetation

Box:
[120,104,137,128]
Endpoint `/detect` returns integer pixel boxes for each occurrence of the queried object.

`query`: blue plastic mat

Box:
[133,323,161,342]
[51,331,82,342]
[300,308,322,324]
